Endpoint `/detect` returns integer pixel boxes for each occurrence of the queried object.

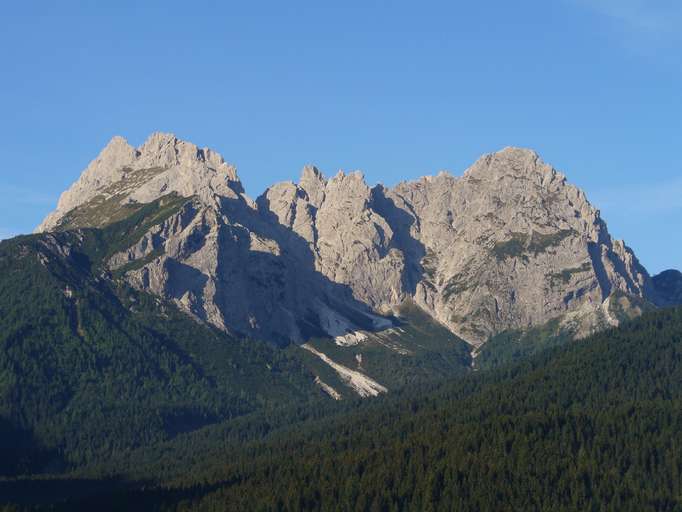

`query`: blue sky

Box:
[0,1,680,273]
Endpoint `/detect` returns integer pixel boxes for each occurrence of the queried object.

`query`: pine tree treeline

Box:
[24,305,682,511]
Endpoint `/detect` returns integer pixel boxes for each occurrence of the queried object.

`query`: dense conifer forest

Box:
[0,231,322,475]
[2,280,681,510]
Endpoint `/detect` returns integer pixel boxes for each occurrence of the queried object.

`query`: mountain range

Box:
[2,133,682,508]
[30,133,682,394]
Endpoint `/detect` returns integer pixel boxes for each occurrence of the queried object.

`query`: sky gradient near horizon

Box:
[1,1,680,273]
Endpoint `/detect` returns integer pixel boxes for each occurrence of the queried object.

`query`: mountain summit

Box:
[37,133,242,233]
[37,134,677,349]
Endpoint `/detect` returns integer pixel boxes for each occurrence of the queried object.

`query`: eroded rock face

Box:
[385,148,651,343]
[38,134,665,346]
[257,147,653,344]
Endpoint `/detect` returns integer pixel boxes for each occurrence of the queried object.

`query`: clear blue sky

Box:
[1,1,680,273]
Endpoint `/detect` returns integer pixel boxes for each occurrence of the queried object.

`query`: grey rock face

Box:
[384,149,651,343]
[37,133,242,233]
[258,147,653,344]
[38,135,665,347]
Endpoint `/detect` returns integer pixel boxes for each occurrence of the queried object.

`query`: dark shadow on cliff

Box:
[588,220,653,302]
[162,258,210,319]
[370,185,426,295]
[587,237,612,302]
[216,195,398,346]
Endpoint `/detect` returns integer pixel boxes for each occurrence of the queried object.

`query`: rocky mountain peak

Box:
[300,164,325,184]
[37,135,676,349]
[37,133,242,232]
[465,147,564,185]
[326,170,369,193]
[101,134,137,160]
[135,132,236,179]
[299,165,327,206]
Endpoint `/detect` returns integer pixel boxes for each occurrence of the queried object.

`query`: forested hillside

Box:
[122,305,682,511]
[2,305,681,510]
[0,231,320,475]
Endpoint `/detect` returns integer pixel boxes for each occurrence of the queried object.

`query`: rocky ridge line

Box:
[36,133,676,347]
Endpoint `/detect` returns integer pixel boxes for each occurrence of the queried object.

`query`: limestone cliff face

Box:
[389,148,651,342]
[258,147,652,344]
[38,134,666,347]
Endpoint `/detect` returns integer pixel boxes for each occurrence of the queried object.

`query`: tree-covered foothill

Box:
[0,231,320,475]
[3,304,680,511]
